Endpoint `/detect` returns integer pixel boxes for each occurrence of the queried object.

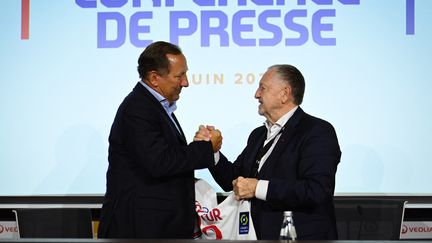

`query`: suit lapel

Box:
[170,113,187,144]
[244,127,267,177]
[258,107,304,177]
[134,83,187,144]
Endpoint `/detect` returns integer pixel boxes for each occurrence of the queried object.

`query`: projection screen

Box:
[1,0,431,195]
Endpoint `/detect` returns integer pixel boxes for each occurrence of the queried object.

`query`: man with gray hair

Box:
[202,64,341,240]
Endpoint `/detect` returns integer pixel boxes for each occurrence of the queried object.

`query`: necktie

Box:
[250,127,284,178]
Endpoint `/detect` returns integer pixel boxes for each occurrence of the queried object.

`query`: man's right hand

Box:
[194,125,222,152]
[194,125,210,142]
[209,127,222,152]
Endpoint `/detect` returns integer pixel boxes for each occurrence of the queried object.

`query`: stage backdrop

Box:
[1,0,431,195]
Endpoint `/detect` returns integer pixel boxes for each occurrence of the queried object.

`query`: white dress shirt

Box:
[255,106,298,201]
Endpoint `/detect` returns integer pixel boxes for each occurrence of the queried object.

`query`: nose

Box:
[181,75,189,87]
[254,88,260,99]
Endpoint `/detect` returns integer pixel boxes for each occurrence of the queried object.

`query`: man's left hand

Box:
[232,176,258,200]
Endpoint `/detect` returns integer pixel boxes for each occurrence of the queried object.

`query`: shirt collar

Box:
[264,106,298,134]
[139,80,177,114]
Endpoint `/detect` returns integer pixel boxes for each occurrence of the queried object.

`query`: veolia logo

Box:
[401,225,408,234]
[0,224,18,234]
[401,224,432,234]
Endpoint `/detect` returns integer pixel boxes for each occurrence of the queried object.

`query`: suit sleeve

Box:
[209,127,264,192]
[266,121,341,210]
[209,152,239,192]
[111,105,215,179]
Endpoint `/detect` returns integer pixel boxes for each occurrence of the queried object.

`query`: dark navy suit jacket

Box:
[210,107,341,240]
[98,83,214,239]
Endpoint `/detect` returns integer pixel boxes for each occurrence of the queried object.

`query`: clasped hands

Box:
[193,125,222,152]
[194,126,257,201]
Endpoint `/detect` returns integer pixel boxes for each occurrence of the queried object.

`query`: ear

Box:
[281,85,292,104]
[148,71,160,87]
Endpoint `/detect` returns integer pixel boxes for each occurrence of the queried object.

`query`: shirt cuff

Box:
[255,180,269,201]
[214,151,220,165]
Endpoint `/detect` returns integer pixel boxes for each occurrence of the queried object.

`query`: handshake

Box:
[194,125,257,201]
[193,125,223,152]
